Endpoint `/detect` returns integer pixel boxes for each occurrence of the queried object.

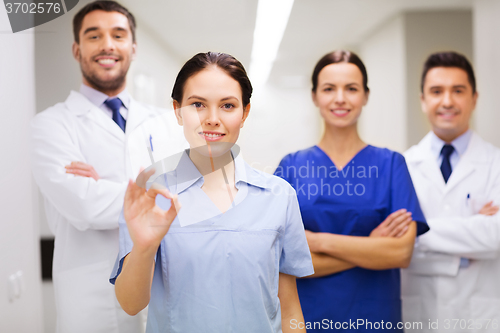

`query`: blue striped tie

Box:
[104,98,126,132]
[440,144,454,183]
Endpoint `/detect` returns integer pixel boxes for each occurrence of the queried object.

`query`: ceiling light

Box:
[249,0,295,90]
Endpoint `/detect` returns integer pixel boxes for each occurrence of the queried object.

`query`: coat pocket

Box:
[401,296,422,333]
[53,261,119,333]
[470,297,500,333]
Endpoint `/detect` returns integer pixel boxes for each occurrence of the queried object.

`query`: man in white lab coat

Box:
[31,1,183,332]
[401,52,500,332]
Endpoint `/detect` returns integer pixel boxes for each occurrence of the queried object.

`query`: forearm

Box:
[304,252,355,278]
[34,169,128,230]
[279,273,306,333]
[115,246,157,315]
[405,248,461,276]
[318,223,417,270]
[31,116,127,230]
[419,215,500,257]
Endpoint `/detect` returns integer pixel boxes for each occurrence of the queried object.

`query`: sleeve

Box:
[109,210,134,284]
[418,215,500,259]
[390,153,429,236]
[31,111,127,231]
[416,152,500,259]
[279,185,314,277]
[405,249,461,277]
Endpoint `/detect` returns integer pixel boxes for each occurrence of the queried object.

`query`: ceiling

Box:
[120,0,473,88]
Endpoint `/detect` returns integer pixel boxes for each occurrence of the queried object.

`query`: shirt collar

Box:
[430,129,472,159]
[79,83,131,109]
[174,147,270,194]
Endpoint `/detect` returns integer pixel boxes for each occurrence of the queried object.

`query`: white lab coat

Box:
[401,131,500,333]
[31,91,185,333]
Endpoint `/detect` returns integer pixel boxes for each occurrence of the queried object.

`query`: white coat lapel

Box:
[444,133,486,194]
[65,91,125,141]
[409,133,446,193]
[125,99,153,135]
[416,158,446,193]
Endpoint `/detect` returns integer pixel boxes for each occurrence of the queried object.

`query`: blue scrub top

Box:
[275,145,428,332]
[111,149,314,333]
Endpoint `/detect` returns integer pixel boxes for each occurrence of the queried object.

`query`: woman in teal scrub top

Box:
[275,50,429,332]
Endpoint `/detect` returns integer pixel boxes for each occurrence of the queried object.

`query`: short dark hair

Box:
[312,50,369,92]
[421,51,476,93]
[73,1,136,44]
[172,52,253,108]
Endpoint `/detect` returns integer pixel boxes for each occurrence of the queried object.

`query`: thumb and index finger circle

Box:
[146,182,175,200]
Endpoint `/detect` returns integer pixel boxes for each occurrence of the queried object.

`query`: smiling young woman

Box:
[110,52,314,333]
[274,50,429,332]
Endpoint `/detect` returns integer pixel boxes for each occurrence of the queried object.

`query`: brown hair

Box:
[312,50,369,92]
[421,51,476,93]
[171,52,253,108]
[73,1,136,44]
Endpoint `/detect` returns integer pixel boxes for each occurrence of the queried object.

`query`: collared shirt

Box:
[79,83,130,120]
[430,129,473,268]
[110,149,314,333]
[430,129,473,170]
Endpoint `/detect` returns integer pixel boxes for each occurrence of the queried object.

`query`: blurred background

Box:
[1,0,499,331]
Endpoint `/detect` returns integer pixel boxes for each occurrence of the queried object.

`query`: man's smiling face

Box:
[72,10,136,95]
[421,66,478,142]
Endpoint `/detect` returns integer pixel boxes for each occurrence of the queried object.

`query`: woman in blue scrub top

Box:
[274,50,429,332]
[110,52,314,333]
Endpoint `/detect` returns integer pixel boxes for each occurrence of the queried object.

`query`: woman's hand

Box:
[306,209,412,251]
[124,171,181,253]
[370,209,413,238]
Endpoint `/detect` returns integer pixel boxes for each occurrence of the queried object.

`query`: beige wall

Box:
[358,10,473,152]
[0,6,43,333]
[474,0,500,147]
[405,11,473,147]
[359,15,407,152]
[238,85,321,172]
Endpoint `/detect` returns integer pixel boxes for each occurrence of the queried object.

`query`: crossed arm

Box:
[304,210,417,278]
[416,201,500,258]
[307,200,500,278]
[30,115,128,231]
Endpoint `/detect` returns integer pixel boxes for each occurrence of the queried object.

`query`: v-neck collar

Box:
[314,144,371,170]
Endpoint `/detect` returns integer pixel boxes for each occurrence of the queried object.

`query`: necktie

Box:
[440,144,454,183]
[104,98,126,132]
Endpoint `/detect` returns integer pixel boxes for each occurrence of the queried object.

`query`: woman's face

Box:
[312,62,368,129]
[174,66,250,156]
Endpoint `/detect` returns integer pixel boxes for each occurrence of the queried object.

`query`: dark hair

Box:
[312,50,369,92]
[73,1,136,44]
[171,52,253,108]
[421,51,476,93]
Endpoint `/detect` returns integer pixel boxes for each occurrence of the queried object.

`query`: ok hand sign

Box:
[124,169,181,253]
